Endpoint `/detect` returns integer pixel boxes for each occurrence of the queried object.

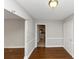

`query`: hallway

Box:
[29,47,73,59]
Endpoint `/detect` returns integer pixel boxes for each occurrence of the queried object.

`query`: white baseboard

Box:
[46,45,64,47]
[24,47,35,59]
[24,56,28,59]
[4,46,24,48]
[27,46,35,58]
[63,47,74,58]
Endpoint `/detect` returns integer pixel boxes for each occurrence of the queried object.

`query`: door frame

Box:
[35,23,47,47]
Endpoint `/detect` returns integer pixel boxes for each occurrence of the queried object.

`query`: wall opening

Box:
[37,25,45,47]
[4,9,25,59]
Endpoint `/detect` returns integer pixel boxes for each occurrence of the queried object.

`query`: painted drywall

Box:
[63,14,74,57]
[35,20,64,47]
[5,0,36,58]
[37,27,40,43]
[5,0,32,20]
[4,18,25,48]
[25,20,35,58]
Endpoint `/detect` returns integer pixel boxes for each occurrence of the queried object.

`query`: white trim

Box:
[27,46,35,58]
[24,56,28,59]
[46,45,64,47]
[35,23,47,47]
[64,47,74,58]
[4,46,24,48]
[35,23,37,47]
[47,38,64,40]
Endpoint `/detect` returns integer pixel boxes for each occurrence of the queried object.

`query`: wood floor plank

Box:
[29,47,73,59]
[4,48,24,59]
[4,47,73,59]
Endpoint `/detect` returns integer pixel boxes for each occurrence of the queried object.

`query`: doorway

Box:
[4,9,25,59]
[37,25,45,47]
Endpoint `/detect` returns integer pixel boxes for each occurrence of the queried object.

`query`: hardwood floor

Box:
[4,48,73,59]
[4,48,24,59]
[29,47,73,59]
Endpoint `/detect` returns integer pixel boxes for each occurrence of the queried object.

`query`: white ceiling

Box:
[4,9,25,20]
[16,0,74,20]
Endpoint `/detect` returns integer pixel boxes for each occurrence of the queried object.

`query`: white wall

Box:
[35,20,64,47]
[63,14,74,57]
[5,0,31,20]
[37,27,40,43]
[5,0,36,59]
[25,20,35,58]
[4,18,25,48]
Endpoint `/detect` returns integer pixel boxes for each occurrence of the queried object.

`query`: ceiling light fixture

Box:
[48,0,58,8]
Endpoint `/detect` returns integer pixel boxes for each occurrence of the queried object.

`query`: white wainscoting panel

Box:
[46,38,64,47]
